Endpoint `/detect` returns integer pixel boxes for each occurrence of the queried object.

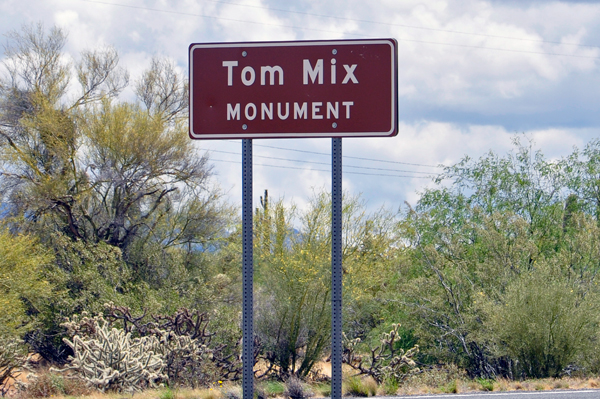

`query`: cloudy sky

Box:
[1,0,599,213]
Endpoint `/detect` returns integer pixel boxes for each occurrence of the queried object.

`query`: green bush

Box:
[381,378,399,395]
[343,377,376,397]
[0,229,52,339]
[482,262,600,378]
[254,193,331,379]
[440,379,458,394]
[0,337,26,394]
[18,370,91,398]
[477,378,494,391]
[311,382,331,397]
[159,387,176,399]
[26,234,151,363]
[259,381,286,397]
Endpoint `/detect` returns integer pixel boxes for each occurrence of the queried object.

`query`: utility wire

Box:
[221,140,444,168]
[204,0,600,50]
[210,158,435,179]
[207,149,435,174]
[79,0,600,59]
[78,0,373,37]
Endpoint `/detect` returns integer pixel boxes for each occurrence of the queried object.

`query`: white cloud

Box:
[1,0,599,214]
[198,121,600,216]
[215,0,296,42]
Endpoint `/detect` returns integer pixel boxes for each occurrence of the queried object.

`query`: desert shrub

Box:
[0,337,27,396]
[343,376,377,397]
[17,370,91,398]
[159,387,176,399]
[254,193,331,380]
[27,234,150,364]
[0,229,53,342]
[380,378,399,395]
[477,378,494,391]
[482,262,600,378]
[259,380,286,397]
[284,376,313,399]
[311,382,331,397]
[440,379,458,394]
[157,332,217,388]
[17,372,61,398]
[404,364,466,389]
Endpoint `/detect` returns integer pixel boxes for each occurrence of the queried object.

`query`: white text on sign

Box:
[222,59,359,86]
[223,58,358,121]
[226,101,354,121]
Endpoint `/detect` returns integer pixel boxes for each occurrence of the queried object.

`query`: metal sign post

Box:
[242,139,253,399]
[331,138,343,399]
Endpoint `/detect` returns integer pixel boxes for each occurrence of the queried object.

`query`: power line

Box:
[78,0,370,37]
[396,39,599,59]
[79,0,600,60]
[210,158,435,179]
[222,141,444,168]
[203,0,600,50]
[345,154,443,168]
[207,149,435,174]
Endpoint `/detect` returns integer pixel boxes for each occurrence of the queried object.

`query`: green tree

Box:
[565,139,600,221]
[419,135,567,254]
[0,23,235,363]
[254,191,331,379]
[0,24,128,238]
[400,207,538,377]
[0,23,225,256]
[399,136,600,378]
[254,190,403,379]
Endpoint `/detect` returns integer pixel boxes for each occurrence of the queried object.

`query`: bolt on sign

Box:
[189,39,398,139]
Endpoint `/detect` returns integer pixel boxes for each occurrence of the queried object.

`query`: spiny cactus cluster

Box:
[343,323,419,384]
[154,330,215,388]
[56,305,243,390]
[57,315,166,392]
[104,304,241,387]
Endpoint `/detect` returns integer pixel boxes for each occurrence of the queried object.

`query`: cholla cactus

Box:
[154,330,215,388]
[60,306,241,390]
[105,304,241,386]
[57,317,166,392]
[342,323,419,384]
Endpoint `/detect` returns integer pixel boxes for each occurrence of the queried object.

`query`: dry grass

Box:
[4,365,600,398]
[5,378,600,399]
[395,374,600,396]
[342,376,378,397]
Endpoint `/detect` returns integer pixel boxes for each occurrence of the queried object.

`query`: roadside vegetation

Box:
[3,23,600,397]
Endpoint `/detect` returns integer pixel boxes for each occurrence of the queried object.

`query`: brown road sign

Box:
[189,39,398,139]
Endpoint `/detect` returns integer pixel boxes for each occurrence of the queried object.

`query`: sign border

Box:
[189,38,398,140]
